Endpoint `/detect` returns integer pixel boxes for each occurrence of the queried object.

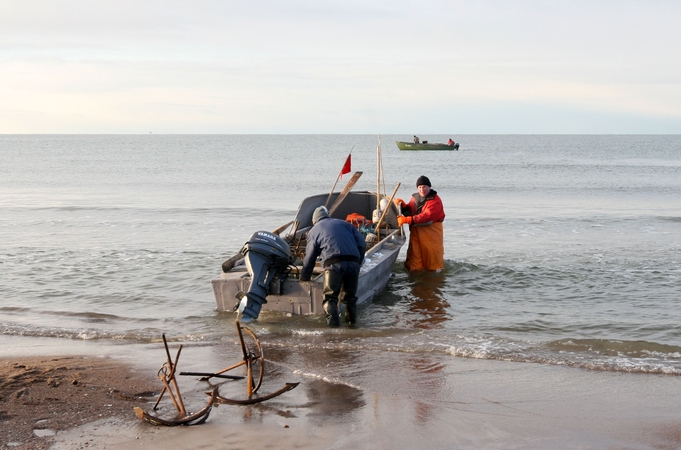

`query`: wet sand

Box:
[0,355,157,450]
[2,335,681,450]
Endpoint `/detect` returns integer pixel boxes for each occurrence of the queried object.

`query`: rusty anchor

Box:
[187,321,299,405]
[134,334,217,426]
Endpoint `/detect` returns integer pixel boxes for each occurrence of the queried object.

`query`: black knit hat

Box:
[416,175,431,187]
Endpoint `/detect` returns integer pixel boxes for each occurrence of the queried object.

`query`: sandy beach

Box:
[0,355,157,450]
[2,336,681,450]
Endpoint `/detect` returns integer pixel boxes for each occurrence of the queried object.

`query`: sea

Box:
[1,134,680,379]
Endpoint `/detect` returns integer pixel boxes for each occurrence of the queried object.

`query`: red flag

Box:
[340,154,351,179]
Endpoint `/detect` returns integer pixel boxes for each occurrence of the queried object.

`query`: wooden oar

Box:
[374,183,401,236]
[328,171,362,217]
[221,220,294,273]
[272,220,295,236]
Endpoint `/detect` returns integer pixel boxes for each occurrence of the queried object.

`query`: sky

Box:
[1,0,680,134]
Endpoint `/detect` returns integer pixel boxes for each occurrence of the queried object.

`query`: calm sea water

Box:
[1,134,680,376]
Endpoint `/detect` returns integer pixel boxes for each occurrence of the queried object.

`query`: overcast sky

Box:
[1,0,680,134]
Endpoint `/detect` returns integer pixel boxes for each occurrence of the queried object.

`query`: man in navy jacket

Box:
[300,206,366,326]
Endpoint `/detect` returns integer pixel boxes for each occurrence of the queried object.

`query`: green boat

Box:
[396,141,459,151]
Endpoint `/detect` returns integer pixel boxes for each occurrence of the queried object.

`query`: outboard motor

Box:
[237,231,292,323]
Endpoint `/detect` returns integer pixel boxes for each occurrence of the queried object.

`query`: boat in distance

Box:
[396,141,459,151]
[211,190,406,317]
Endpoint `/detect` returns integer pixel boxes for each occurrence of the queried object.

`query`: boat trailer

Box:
[134,321,298,426]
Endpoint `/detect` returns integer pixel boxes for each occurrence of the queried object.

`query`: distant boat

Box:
[396,141,459,151]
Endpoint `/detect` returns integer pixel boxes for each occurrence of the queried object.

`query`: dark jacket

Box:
[300,217,366,281]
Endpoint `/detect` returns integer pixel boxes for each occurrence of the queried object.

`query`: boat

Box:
[396,141,459,151]
[211,144,406,319]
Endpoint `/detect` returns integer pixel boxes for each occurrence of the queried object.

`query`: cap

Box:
[416,175,431,187]
[312,205,329,224]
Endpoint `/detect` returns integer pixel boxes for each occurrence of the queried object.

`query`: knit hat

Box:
[312,205,329,224]
[416,175,431,187]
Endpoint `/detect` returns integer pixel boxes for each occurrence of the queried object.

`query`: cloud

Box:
[1,0,681,133]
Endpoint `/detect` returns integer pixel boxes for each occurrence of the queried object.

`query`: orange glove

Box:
[397,215,412,227]
[394,198,407,209]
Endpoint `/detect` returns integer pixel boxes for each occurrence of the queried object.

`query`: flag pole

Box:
[325,147,354,207]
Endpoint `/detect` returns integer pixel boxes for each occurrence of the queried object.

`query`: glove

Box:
[394,198,407,209]
[397,215,412,227]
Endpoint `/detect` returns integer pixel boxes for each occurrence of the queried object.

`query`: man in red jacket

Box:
[396,175,445,272]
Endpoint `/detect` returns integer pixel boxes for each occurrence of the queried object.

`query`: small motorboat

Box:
[396,141,459,151]
[212,140,406,319]
[211,189,405,317]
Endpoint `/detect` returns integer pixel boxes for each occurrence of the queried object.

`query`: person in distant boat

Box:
[300,206,366,326]
[395,176,445,272]
[447,138,455,146]
[413,135,420,144]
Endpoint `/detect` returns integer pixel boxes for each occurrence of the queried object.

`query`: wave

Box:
[4,310,681,376]
[0,322,212,344]
[264,329,681,376]
[2,205,292,216]
[547,338,681,359]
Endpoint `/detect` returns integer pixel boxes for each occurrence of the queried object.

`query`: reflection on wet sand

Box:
[408,270,450,329]
[410,357,447,425]
[403,271,451,423]
[265,344,366,426]
[304,379,365,423]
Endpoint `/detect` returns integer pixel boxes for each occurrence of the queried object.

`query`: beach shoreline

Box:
[0,355,157,450]
[2,336,681,449]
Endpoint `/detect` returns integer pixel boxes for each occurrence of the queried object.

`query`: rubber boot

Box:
[344,302,357,325]
[323,300,340,327]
